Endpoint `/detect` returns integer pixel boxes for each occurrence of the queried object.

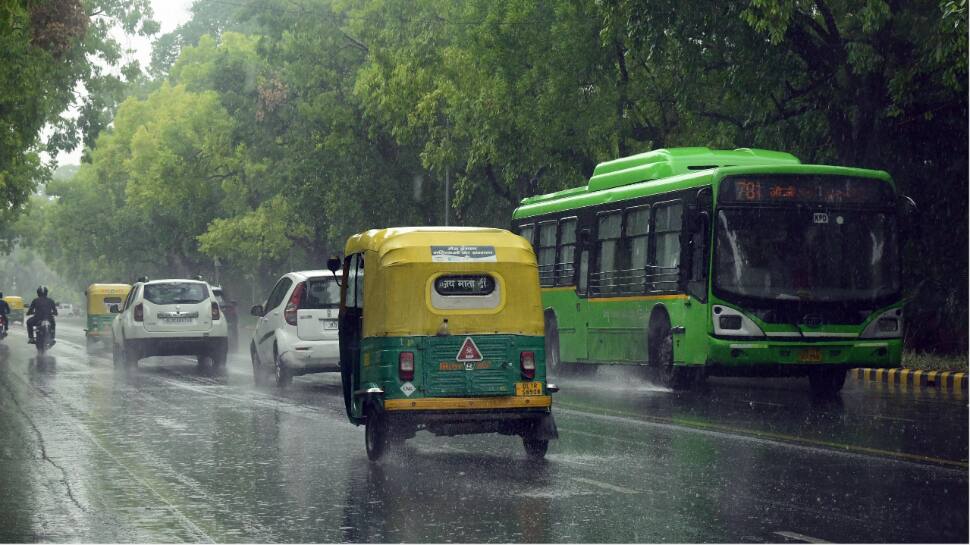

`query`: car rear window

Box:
[302,278,340,309]
[143,283,209,305]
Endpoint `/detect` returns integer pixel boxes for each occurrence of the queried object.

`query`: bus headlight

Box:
[861,308,903,339]
[713,306,765,337]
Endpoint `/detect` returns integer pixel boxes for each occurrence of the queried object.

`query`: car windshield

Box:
[143,283,209,305]
[302,278,340,309]
[714,207,900,303]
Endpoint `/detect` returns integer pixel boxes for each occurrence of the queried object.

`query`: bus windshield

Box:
[714,208,899,303]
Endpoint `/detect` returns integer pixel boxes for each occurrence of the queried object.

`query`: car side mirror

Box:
[250,304,264,317]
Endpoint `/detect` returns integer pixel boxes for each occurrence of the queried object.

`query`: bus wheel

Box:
[365,409,388,462]
[809,368,846,398]
[544,311,560,375]
[649,318,689,390]
[522,435,549,460]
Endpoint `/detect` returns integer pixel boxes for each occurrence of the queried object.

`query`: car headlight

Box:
[861,308,903,339]
[713,305,765,337]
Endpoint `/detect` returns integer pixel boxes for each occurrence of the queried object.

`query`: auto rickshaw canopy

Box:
[85,283,132,314]
[2,295,24,310]
[343,227,544,338]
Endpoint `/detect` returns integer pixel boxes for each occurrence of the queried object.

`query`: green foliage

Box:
[21,0,968,353]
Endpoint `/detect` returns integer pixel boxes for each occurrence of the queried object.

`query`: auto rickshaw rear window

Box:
[434,275,496,296]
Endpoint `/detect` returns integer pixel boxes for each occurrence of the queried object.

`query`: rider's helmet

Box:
[43,286,48,296]
[37,286,44,297]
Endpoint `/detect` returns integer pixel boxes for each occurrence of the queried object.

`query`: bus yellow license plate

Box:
[798,349,822,362]
[515,382,543,396]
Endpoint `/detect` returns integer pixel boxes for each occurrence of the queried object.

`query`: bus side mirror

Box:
[898,195,918,239]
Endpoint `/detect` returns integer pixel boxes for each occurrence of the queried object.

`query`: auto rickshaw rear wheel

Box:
[522,436,549,459]
[365,409,388,462]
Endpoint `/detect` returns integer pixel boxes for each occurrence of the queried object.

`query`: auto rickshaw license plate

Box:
[798,349,822,362]
[515,382,543,396]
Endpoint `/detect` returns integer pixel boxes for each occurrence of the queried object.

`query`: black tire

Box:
[212,346,228,369]
[122,342,138,368]
[112,342,123,368]
[365,409,388,462]
[809,368,847,398]
[522,436,549,459]
[251,343,268,386]
[274,345,291,387]
[544,311,560,376]
[648,313,690,390]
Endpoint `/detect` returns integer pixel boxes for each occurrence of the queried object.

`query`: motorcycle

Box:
[35,319,54,354]
[0,314,7,340]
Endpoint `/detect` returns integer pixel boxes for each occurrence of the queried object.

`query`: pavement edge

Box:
[852,368,968,390]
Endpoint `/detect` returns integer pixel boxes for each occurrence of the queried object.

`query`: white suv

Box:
[250,270,341,387]
[111,279,229,370]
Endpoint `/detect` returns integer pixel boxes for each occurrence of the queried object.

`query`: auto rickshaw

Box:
[84,283,131,351]
[2,295,24,325]
[329,227,558,461]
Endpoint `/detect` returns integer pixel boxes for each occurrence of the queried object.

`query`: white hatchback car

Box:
[250,269,341,387]
[111,279,229,369]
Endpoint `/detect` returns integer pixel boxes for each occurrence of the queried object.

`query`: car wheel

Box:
[122,342,138,368]
[251,343,267,386]
[212,345,228,369]
[274,345,291,387]
[365,409,388,462]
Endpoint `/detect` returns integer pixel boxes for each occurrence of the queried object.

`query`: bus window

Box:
[517,223,535,246]
[538,221,557,286]
[652,201,683,290]
[626,206,650,291]
[595,211,623,294]
[557,217,577,286]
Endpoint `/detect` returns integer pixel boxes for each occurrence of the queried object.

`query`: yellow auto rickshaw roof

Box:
[344,227,534,265]
[86,283,132,295]
[2,296,23,302]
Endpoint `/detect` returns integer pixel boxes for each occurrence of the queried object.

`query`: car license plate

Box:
[515,382,543,396]
[323,319,337,329]
[798,348,822,362]
[164,317,193,324]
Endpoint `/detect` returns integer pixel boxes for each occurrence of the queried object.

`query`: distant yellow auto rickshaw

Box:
[3,295,24,325]
[329,227,558,461]
[84,283,131,351]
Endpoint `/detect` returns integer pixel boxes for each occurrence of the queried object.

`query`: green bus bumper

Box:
[705,336,902,374]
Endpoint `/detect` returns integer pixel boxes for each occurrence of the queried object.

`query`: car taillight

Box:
[520,351,535,380]
[399,352,414,381]
[284,282,305,326]
[211,301,220,320]
[133,303,143,322]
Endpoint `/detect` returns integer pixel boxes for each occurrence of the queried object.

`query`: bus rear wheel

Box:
[649,318,690,390]
[808,368,846,398]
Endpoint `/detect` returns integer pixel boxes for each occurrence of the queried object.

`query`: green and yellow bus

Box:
[512,147,912,396]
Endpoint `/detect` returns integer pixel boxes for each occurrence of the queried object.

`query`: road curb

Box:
[851,368,967,390]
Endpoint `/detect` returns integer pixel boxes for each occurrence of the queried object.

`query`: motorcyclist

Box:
[26,286,57,345]
[0,292,9,335]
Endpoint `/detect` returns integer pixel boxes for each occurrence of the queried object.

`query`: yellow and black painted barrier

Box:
[852,368,967,390]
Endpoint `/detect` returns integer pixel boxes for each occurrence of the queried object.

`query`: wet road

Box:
[0,319,966,543]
